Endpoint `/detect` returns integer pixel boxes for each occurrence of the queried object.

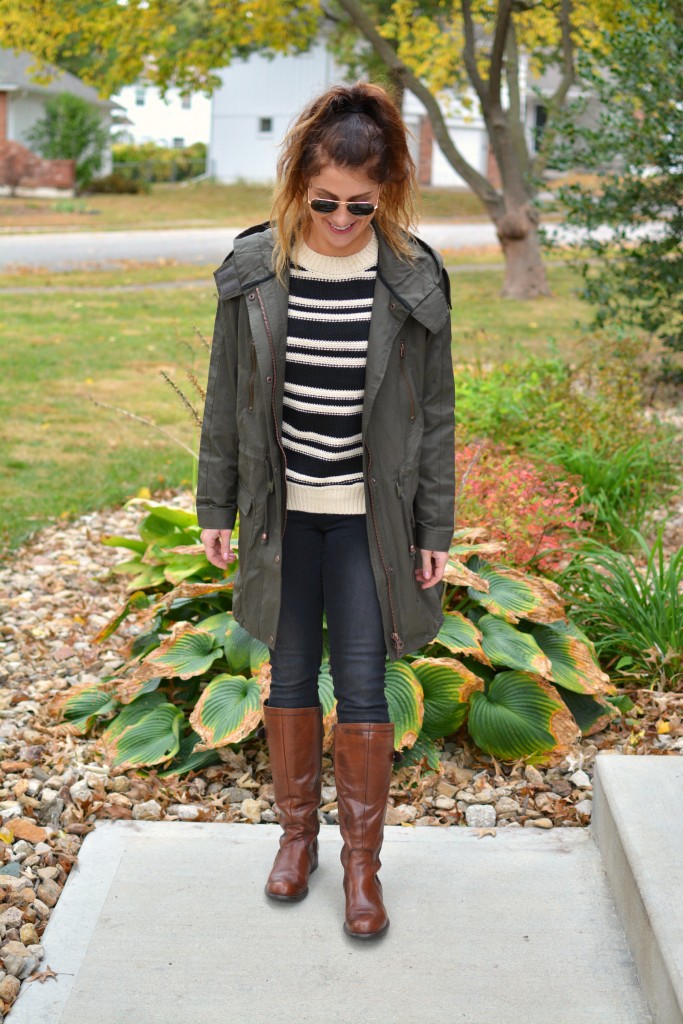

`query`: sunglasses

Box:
[307,188,380,217]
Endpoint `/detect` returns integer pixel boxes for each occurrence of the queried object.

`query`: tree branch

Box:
[505,18,530,175]
[460,0,488,107]
[334,0,501,212]
[530,0,576,178]
[488,0,513,104]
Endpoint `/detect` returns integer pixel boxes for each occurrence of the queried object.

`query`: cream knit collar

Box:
[293,227,378,278]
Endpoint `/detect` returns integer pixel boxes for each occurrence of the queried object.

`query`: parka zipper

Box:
[254,288,288,540]
[399,340,415,421]
[365,441,404,659]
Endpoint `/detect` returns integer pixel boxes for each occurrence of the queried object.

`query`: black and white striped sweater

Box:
[283,230,378,514]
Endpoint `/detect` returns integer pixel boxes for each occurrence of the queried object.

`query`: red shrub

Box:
[455,439,591,571]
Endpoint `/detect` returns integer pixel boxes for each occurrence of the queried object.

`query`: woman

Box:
[196,81,455,940]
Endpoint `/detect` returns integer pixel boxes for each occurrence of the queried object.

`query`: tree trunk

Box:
[494,202,552,298]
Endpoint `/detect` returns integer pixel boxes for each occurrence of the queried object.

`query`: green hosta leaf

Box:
[385,660,424,748]
[224,617,252,676]
[199,612,232,643]
[478,614,553,676]
[410,657,483,739]
[126,564,167,592]
[467,671,579,760]
[554,686,618,735]
[133,503,198,529]
[449,529,506,560]
[163,553,218,585]
[143,624,222,679]
[100,692,167,747]
[605,692,635,714]
[190,674,262,749]
[466,555,566,624]
[113,674,163,706]
[250,638,270,675]
[93,590,150,644]
[108,703,185,768]
[56,683,118,733]
[157,730,222,778]
[317,660,336,717]
[431,611,490,664]
[100,535,147,554]
[399,730,441,771]
[530,623,613,695]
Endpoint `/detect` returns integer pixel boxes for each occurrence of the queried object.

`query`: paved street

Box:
[0,219,666,271]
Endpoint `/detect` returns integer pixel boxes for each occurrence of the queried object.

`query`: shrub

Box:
[86,172,148,194]
[24,91,109,191]
[455,332,681,544]
[455,439,589,572]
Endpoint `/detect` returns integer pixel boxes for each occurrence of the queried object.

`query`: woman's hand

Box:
[201,529,237,571]
[415,549,448,589]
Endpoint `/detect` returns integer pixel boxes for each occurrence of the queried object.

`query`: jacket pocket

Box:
[236,480,255,548]
[397,467,417,556]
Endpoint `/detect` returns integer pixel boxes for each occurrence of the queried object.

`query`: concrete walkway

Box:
[7,753,681,1024]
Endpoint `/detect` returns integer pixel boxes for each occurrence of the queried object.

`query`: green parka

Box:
[195,221,456,661]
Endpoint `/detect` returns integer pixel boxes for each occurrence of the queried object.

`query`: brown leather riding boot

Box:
[262,701,323,901]
[333,721,395,939]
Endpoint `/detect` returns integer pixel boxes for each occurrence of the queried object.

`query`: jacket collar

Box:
[229,221,450,334]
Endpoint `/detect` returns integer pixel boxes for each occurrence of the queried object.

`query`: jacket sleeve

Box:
[195,296,240,530]
[414,296,456,553]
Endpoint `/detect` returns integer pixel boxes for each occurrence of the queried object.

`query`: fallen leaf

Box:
[476,828,497,838]
[25,964,59,984]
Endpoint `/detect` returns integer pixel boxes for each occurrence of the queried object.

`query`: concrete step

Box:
[6,818,650,1024]
[592,753,683,1024]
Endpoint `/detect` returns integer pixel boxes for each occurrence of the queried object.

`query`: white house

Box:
[110,80,211,149]
[0,47,122,191]
[207,42,345,183]
[205,41,496,187]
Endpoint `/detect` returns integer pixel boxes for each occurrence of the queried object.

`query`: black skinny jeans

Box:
[267,510,390,723]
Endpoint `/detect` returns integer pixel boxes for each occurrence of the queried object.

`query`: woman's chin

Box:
[307,220,371,256]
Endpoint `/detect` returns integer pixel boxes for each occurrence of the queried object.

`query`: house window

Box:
[135,86,145,107]
[258,117,273,134]
[181,94,191,110]
[172,137,185,148]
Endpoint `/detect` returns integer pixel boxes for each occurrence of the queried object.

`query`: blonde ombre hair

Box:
[270,81,421,282]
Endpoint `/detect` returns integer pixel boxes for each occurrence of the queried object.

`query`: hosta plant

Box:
[50,499,628,777]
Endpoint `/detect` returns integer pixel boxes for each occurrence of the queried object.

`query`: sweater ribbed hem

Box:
[286,481,366,515]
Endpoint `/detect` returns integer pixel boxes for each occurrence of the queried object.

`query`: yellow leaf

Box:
[137,486,151,499]
[656,721,671,734]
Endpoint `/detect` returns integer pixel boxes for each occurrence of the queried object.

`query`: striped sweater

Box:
[283,229,379,515]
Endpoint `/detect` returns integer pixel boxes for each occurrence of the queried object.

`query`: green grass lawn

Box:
[1,262,594,554]
[0,180,493,233]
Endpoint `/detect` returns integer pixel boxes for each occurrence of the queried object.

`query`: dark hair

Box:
[271,81,420,280]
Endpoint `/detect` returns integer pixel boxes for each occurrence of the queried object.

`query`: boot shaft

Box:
[333,722,395,850]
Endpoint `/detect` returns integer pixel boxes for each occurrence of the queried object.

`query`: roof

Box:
[0,47,125,110]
